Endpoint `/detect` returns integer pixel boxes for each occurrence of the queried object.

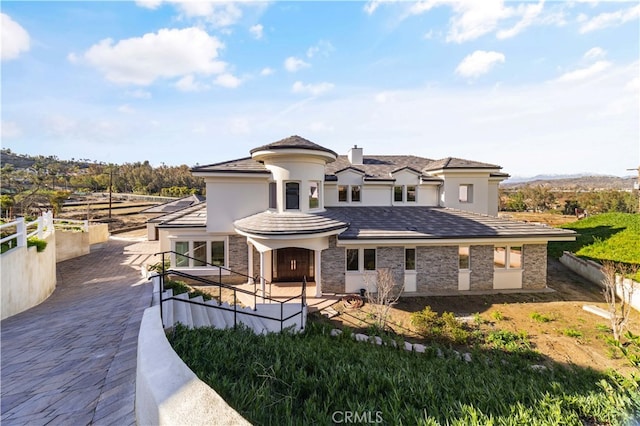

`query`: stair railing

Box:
[155,251,306,331]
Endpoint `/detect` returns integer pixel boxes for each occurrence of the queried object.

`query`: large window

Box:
[346,249,359,271]
[459,184,473,203]
[309,181,320,209]
[494,246,522,269]
[363,248,376,270]
[285,182,300,210]
[269,182,277,209]
[459,246,470,270]
[346,248,377,272]
[406,186,416,202]
[405,248,416,271]
[173,239,226,268]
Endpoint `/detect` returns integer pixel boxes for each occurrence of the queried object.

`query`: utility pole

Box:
[108,167,113,219]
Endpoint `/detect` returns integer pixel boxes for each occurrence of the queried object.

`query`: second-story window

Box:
[285,182,300,210]
[459,184,473,203]
[269,182,277,209]
[309,181,320,209]
[351,185,361,202]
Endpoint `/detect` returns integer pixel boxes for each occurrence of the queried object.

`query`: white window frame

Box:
[459,246,470,270]
[459,184,473,203]
[393,185,417,204]
[285,181,301,210]
[338,184,363,203]
[309,181,321,210]
[171,237,229,270]
[345,247,377,272]
[493,245,522,270]
[405,247,416,271]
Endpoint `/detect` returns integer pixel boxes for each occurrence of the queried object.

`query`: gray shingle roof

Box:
[154,203,207,227]
[234,211,349,236]
[324,206,575,241]
[423,157,501,171]
[249,135,338,157]
[326,155,434,180]
[192,157,269,174]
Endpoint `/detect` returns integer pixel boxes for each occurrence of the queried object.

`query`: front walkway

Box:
[1,233,158,425]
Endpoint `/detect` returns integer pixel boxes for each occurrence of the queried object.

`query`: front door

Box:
[274,248,314,282]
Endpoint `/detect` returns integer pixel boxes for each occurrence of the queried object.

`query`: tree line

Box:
[1,149,205,218]
[500,185,638,215]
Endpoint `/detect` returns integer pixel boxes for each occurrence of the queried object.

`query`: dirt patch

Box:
[323,259,639,375]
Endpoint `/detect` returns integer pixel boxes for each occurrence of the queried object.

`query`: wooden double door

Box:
[273,248,314,282]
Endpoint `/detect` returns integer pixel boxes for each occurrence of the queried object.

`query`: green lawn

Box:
[169,321,639,426]
[548,213,640,267]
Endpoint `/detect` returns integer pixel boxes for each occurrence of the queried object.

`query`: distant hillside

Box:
[501,175,636,191]
[0,149,91,170]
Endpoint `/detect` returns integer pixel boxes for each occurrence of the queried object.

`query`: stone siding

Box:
[226,235,249,285]
[416,246,458,292]
[376,247,405,291]
[522,244,547,289]
[321,236,345,293]
[469,245,494,290]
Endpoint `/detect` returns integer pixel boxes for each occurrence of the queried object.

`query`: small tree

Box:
[364,267,403,331]
[602,261,639,342]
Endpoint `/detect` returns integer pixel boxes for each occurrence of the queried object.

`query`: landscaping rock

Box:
[330,329,342,337]
[530,364,547,372]
[436,348,444,358]
[404,341,413,351]
[413,343,426,353]
[463,352,472,363]
[372,336,383,345]
[354,333,369,342]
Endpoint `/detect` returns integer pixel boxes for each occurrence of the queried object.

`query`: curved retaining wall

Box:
[1,231,57,320]
[136,305,250,426]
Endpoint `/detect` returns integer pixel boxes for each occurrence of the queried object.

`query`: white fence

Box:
[1,211,55,253]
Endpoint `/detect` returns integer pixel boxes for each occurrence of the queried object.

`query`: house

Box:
[153,135,576,297]
[141,194,205,241]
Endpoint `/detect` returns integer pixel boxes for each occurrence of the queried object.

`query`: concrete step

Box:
[204,300,227,329]
[173,292,193,327]
[161,289,174,329]
[189,296,212,328]
[237,312,268,335]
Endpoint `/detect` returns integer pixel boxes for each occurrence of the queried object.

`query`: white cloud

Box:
[126,89,152,99]
[260,67,274,76]
[291,81,334,96]
[118,104,135,114]
[455,50,505,78]
[1,121,22,138]
[79,27,226,85]
[284,56,310,72]
[1,13,30,61]
[137,1,248,28]
[496,1,544,40]
[214,73,242,88]
[584,47,606,60]
[556,60,611,82]
[626,76,640,92]
[364,0,395,15]
[579,4,640,33]
[306,40,334,58]
[249,24,263,39]
[176,74,209,92]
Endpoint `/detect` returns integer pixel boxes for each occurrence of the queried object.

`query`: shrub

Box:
[491,310,505,321]
[27,236,47,252]
[163,279,212,301]
[530,312,553,323]
[562,328,583,338]
[410,306,439,335]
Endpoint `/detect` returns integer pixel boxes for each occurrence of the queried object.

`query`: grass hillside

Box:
[548,213,640,268]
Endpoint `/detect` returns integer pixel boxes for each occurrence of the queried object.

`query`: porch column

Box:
[260,251,266,303]
[314,249,322,297]
[247,242,254,285]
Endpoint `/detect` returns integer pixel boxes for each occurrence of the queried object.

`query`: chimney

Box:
[348,145,363,165]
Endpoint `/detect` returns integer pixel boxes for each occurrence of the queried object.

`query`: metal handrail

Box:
[156,251,307,331]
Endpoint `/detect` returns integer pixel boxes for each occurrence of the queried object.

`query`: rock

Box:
[452,350,461,359]
[463,352,472,363]
[354,333,369,342]
[404,341,413,351]
[530,364,547,372]
[373,336,383,345]
[436,348,444,358]
[413,343,426,353]
[330,329,342,337]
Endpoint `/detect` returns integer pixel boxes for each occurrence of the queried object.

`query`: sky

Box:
[1,1,639,178]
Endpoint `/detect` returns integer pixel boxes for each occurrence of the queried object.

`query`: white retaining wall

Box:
[559,251,640,311]
[1,231,57,320]
[136,305,250,426]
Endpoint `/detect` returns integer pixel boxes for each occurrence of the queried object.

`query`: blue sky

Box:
[2,1,639,178]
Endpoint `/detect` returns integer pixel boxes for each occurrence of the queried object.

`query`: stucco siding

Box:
[522,244,547,289]
[321,236,345,293]
[469,245,494,290]
[416,246,458,292]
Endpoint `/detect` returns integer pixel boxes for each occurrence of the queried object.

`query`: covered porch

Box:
[235,280,340,312]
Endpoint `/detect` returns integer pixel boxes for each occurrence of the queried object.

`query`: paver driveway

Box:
[1,234,158,425]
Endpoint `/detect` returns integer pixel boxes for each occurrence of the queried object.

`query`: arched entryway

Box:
[272,248,315,282]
